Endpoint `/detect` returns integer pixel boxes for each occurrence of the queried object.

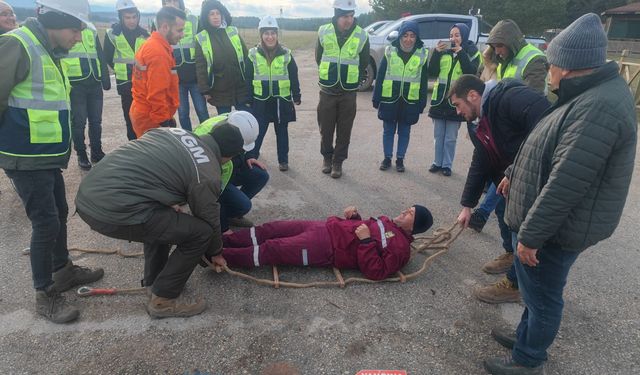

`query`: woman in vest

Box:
[195,0,250,115]
[245,16,301,172]
[372,20,428,172]
[427,23,480,176]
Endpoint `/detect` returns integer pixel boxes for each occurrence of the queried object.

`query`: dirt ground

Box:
[0,47,639,375]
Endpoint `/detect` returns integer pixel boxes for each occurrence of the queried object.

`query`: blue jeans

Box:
[382,120,411,159]
[498,198,518,284]
[70,82,103,153]
[511,232,580,367]
[249,119,290,164]
[476,183,500,220]
[178,82,209,131]
[219,159,269,231]
[5,169,69,290]
[432,118,460,169]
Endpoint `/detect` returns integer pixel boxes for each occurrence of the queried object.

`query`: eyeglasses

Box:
[0,11,15,17]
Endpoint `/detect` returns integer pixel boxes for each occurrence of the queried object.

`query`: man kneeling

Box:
[222,205,433,280]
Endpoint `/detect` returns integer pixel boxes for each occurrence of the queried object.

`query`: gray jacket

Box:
[505,62,637,252]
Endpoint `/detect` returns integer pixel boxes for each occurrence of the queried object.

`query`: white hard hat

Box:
[332,0,357,11]
[36,0,95,31]
[258,16,279,30]
[116,0,138,12]
[227,111,259,151]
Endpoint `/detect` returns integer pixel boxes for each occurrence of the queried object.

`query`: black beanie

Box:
[38,7,83,30]
[210,123,244,157]
[412,205,433,235]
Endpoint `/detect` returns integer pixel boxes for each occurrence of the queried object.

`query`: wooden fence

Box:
[618,50,640,108]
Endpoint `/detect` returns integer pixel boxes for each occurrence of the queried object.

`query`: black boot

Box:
[90,149,105,163]
[395,158,405,172]
[483,356,544,374]
[491,327,517,350]
[379,157,391,171]
[77,150,91,170]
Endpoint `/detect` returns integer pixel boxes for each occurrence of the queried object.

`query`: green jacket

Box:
[75,128,226,255]
[505,62,637,252]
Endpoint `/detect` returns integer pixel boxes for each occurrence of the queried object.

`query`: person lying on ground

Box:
[218,205,433,280]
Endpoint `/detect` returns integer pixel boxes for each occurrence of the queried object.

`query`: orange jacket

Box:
[131,32,179,137]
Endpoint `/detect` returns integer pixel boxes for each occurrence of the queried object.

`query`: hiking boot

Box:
[482,253,515,274]
[491,327,517,350]
[322,158,332,174]
[396,158,405,172]
[146,293,207,319]
[379,157,391,171]
[279,163,288,171]
[473,276,520,304]
[35,285,80,324]
[428,164,441,173]
[331,162,342,178]
[441,167,452,176]
[77,151,92,170]
[468,209,488,232]
[90,149,105,163]
[228,216,254,227]
[52,260,104,293]
[484,355,544,375]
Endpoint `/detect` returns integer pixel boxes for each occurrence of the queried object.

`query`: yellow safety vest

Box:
[61,28,102,82]
[248,47,292,101]
[107,29,146,84]
[380,45,428,103]
[317,23,368,91]
[193,114,234,189]
[431,50,482,106]
[497,43,545,80]
[174,13,198,67]
[0,27,71,157]
[194,27,245,88]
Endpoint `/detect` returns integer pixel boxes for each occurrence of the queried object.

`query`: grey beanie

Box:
[546,13,607,70]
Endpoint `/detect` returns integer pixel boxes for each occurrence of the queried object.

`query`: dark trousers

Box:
[70,82,103,154]
[215,102,251,116]
[317,90,357,163]
[178,82,209,131]
[249,118,290,164]
[219,160,269,232]
[5,169,69,290]
[511,232,580,367]
[77,207,214,299]
[496,197,518,283]
[223,220,333,268]
[120,92,136,140]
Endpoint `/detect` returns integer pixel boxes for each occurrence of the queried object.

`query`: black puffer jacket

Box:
[461,79,550,208]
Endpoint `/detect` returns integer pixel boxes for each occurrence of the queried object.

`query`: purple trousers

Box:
[222,220,334,268]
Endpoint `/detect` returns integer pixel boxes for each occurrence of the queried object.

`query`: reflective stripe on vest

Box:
[497,44,544,80]
[174,14,198,67]
[61,29,101,82]
[107,29,147,84]
[380,45,428,103]
[0,27,71,157]
[248,47,292,101]
[430,50,480,107]
[193,114,233,189]
[376,218,388,249]
[195,26,246,88]
[317,23,367,91]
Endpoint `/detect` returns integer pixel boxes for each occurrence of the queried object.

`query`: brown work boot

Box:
[330,162,342,178]
[35,285,80,324]
[146,293,207,319]
[482,253,515,274]
[473,276,520,304]
[53,260,104,292]
[322,158,332,174]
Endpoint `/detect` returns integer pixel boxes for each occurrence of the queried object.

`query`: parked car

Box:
[363,20,392,34]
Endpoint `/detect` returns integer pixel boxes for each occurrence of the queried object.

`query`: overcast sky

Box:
[90,0,373,18]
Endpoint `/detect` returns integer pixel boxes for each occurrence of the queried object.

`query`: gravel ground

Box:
[0,49,639,375]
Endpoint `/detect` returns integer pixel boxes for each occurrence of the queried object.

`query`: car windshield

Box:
[374,18,404,36]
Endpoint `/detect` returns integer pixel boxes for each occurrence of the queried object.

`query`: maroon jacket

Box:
[325,215,413,280]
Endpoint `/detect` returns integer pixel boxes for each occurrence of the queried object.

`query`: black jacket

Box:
[460,79,550,208]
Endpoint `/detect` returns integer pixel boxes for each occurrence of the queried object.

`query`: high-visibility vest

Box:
[0,27,71,157]
[173,13,198,67]
[193,114,233,190]
[380,45,428,103]
[107,29,147,85]
[195,26,245,88]
[497,43,544,80]
[317,23,368,91]
[61,28,102,82]
[248,47,292,101]
[431,50,482,106]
